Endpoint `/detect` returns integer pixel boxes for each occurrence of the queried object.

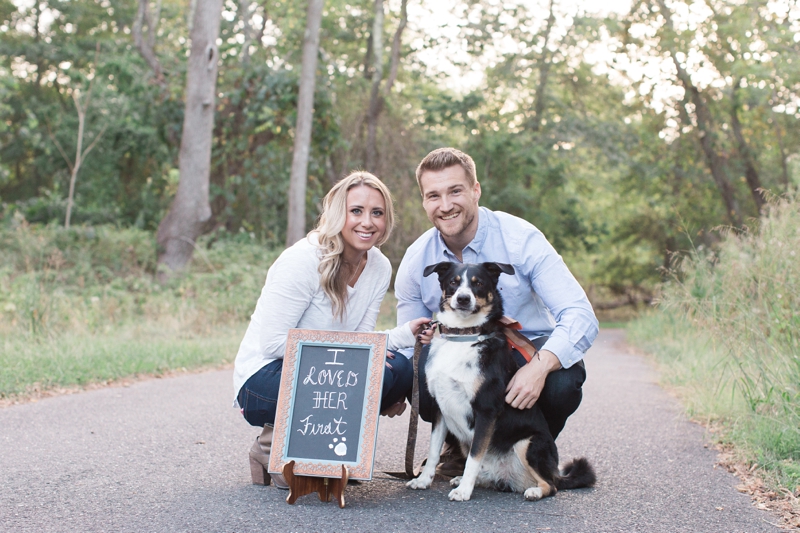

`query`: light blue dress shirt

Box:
[395,207,598,369]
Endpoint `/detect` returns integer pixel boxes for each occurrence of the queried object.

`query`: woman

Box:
[233,171,431,489]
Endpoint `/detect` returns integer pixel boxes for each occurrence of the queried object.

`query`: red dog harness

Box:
[498,316,540,363]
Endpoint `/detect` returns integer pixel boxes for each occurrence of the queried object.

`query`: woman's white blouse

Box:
[232,234,416,406]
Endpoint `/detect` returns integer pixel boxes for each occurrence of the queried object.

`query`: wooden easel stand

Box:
[282,461,350,508]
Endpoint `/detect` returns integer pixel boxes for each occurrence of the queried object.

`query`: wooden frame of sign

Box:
[268,329,388,507]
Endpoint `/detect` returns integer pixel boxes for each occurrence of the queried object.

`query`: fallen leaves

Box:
[716,446,800,530]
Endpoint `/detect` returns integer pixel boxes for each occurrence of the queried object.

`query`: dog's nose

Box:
[456,294,471,306]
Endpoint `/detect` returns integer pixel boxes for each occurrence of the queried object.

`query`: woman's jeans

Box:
[238,350,413,428]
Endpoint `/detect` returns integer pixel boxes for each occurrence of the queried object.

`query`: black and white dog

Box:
[406,262,595,502]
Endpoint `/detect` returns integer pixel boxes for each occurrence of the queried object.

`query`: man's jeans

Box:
[415,336,586,439]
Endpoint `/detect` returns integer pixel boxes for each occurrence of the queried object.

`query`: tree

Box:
[285,0,324,246]
[133,0,166,88]
[41,42,108,230]
[50,77,108,229]
[364,0,384,172]
[365,0,408,172]
[156,0,224,276]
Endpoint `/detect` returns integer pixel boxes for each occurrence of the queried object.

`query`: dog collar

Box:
[440,333,487,342]
[438,324,488,343]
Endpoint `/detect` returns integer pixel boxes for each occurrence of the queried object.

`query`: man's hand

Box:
[505,350,561,410]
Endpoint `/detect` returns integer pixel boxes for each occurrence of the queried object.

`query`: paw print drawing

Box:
[328,437,347,457]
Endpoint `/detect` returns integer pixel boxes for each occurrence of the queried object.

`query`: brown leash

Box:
[403,336,424,478]
[384,334,425,480]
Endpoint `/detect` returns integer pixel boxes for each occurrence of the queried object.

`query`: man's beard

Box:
[435,211,475,239]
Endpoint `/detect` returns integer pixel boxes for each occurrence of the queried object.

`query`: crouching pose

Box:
[396,147,599,482]
[406,261,595,501]
[233,172,430,489]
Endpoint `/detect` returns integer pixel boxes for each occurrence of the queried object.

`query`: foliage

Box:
[0,220,280,397]
[628,194,800,490]
[1,0,799,296]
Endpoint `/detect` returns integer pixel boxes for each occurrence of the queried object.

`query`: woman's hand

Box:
[408,317,434,345]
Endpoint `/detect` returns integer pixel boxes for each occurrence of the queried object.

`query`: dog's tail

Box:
[554,457,596,490]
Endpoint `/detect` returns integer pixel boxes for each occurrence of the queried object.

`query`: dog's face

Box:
[423,262,514,327]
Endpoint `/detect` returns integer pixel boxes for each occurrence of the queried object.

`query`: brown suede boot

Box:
[249,425,289,490]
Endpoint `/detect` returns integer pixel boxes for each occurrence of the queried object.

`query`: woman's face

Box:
[340,185,387,258]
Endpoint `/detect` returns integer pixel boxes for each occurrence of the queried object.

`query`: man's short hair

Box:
[415,147,477,192]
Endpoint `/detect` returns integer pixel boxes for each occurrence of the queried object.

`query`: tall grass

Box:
[628,195,800,490]
[0,220,281,399]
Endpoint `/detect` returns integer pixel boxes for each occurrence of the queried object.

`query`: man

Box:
[395,147,598,475]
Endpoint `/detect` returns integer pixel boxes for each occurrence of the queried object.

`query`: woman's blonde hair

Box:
[312,171,395,320]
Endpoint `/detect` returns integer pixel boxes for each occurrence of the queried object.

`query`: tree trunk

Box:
[770,106,791,191]
[60,46,106,230]
[133,0,165,87]
[530,0,556,133]
[238,0,254,66]
[65,94,86,230]
[679,74,742,226]
[384,0,408,95]
[657,0,741,226]
[703,4,764,212]
[730,83,765,212]
[156,0,223,277]
[365,0,385,173]
[363,29,373,80]
[238,0,267,66]
[285,0,324,246]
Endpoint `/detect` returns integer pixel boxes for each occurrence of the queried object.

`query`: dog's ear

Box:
[482,262,515,278]
[423,262,453,278]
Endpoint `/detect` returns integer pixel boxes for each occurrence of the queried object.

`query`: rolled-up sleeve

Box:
[523,233,598,369]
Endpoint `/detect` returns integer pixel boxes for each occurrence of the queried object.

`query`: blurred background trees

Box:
[1,0,798,308]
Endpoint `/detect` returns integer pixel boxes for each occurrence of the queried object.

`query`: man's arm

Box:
[505,230,598,408]
[394,252,433,357]
[532,260,598,370]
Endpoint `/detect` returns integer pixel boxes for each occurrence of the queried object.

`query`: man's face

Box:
[419,165,481,242]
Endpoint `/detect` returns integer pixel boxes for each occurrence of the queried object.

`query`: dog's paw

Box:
[523,487,543,501]
[406,476,432,490]
[449,476,462,487]
[448,486,472,501]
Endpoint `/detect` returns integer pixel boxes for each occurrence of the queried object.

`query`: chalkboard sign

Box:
[268,329,388,480]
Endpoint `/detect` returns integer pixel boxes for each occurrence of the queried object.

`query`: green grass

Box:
[598,321,630,329]
[0,220,409,400]
[376,290,398,331]
[0,325,245,396]
[627,195,800,493]
[0,222,280,400]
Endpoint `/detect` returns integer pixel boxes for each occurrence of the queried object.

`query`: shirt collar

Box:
[437,207,488,262]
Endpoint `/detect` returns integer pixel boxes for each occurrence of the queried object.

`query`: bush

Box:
[0,221,281,398]
[628,194,800,490]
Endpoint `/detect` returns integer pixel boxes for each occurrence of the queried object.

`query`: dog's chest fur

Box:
[426,337,484,443]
